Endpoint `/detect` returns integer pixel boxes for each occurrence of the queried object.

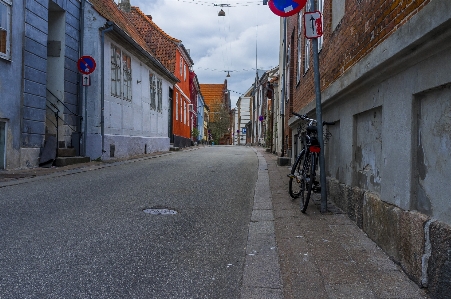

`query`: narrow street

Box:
[0,147,258,298]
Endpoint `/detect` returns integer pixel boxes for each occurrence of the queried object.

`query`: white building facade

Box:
[82,1,178,160]
[235,96,251,145]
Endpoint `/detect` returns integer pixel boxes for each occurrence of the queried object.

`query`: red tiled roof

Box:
[89,0,151,55]
[126,6,182,73]
[199,83,227,120]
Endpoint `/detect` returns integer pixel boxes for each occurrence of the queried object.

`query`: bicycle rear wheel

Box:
[300,153,315,213]
[289,149,306,199]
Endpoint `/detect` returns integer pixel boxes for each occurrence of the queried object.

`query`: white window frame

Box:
[317,0,324,50]
[296,12,302,83]
[157,78,162,112]
[180,57,183,76]
[111,44,122,98]
[0,0,11,60]
[122,53,132,101]
[149,72,156,110]
[184,102,187,124]
[176,93,179,120]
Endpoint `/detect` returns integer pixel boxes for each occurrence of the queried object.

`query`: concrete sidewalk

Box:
[259,147,430,299]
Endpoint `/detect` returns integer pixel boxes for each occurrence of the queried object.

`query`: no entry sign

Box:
[268,0,307,17]
[77,56,97,74]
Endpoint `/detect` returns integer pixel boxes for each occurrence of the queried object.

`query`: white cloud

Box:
[130,0,280,107]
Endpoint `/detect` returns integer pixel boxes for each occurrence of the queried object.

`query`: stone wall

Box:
[327,178,451,298]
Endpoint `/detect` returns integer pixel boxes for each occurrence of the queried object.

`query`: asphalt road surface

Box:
[0,146,258,299]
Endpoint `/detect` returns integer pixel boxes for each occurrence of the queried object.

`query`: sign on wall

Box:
[304,11,323,38]
[77,56,97,75]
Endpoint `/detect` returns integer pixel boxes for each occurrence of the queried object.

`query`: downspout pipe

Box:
[280,17,287,157]
[100,22,114,154]
[78,0,85,156]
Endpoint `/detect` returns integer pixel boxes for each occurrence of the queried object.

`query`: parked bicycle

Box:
[288,112,335,213]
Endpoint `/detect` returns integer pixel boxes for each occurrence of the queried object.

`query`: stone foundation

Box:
[327,178,451,299]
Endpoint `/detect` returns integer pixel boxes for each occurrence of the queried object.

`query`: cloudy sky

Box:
[128,0,281,107]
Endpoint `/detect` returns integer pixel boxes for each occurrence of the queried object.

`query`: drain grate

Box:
[143,208,177,215]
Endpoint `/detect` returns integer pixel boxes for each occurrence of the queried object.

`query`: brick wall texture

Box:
[287,0,431,115]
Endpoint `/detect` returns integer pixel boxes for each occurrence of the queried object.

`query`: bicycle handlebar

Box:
[292,112,335,126]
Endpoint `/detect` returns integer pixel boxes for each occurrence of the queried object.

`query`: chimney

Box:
[146,15,153,21]
[118,0,131,12]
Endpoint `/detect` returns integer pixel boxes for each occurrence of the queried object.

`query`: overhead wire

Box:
[175,0,265,7]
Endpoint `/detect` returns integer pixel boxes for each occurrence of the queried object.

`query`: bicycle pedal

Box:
[287,174,295,179]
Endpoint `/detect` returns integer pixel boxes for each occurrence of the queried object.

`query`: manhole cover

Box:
[143,208,177,215]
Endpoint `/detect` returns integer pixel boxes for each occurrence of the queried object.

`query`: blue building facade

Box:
[0,0,82,169]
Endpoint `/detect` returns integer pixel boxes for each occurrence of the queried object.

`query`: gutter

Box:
[78,0,85,156]
[100,22,114,154]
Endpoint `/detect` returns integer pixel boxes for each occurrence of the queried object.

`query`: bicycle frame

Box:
[288,112,334,213]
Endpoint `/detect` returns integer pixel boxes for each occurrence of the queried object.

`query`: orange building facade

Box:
[171,49,193,147]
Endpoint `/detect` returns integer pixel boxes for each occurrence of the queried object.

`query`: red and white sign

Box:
[268,0,307,17]
[304,11,323,39]
[77,56,97,74]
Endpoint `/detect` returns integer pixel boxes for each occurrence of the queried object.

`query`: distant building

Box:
[235,96,251,145]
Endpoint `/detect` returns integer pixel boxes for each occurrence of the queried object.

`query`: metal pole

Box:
[309,0,327,213]
[280,17,286,157]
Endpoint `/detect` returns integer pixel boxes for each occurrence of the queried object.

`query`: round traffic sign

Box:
[77,56,97,74]
[268,0,307,17]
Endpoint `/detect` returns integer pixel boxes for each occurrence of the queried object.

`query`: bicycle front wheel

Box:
[289,149,306,199]
[300,153,315,213]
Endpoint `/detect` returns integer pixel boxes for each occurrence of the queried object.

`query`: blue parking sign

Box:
[268,0,307,17]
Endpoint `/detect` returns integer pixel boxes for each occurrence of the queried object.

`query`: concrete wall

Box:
[293,1,451,297]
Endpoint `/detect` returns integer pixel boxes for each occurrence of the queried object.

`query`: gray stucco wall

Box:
[292,1,451,296]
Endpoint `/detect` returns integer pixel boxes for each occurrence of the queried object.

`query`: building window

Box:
[157,78,162,112]
[122,53,132,101]
[304,3,311,73]
[286,43,290,103]
[111,45,122,97]
[332,0,346,31]
[149,72,156,110]
[183,64,186,81]
[180,57,183,76]
[176,93,179,120]
[184,102,187,124]
[304,39,310,73]
[296,12,302,83]
[0,0,11,60]
[111,44,132,101]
